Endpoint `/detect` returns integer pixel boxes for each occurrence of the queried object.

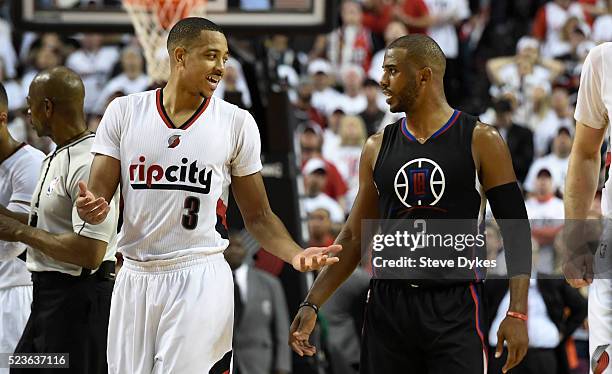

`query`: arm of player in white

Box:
[77,98,124,224]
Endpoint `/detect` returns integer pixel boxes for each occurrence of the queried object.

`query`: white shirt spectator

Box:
[303,193,345,224]
[423,0,471,59]
[0,19,18,79]
[524,155,569,193]
[529,111,573,157]
[66,46,120,113]
[489,279,561,348]
[592,14,612,43]
[93,73,149,114]
[335,94,368,116]
[534,1,587,58]
[3,80,25,112]
[368,49,385,83]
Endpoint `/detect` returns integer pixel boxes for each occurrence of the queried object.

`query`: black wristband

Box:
[299,301,319,314]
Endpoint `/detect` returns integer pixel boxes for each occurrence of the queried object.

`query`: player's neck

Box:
[404,99,454,138]
[163,79,206,114]
[0,132,23,163]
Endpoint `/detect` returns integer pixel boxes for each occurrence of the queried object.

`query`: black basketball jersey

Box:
[372,110,488,284]
[374,110,485,220]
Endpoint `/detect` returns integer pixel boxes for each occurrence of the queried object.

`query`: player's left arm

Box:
[473,123,530,373]
[231,172,340,271]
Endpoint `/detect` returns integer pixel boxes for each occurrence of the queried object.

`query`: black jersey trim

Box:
[156,88,209,130]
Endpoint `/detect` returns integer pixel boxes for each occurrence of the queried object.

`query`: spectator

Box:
[320,266,370,374]
[359,78,385,135]
[294,80,326,128]
[591,0,612,43]
[0,58,24,112]
[394,0,430,35]
[0,16,17,80]
[485,223,507,277]
[93,46,148,114]
[330,115,367,212]
[335,64,367,115]
[213,57,252,109]
[524,127,573,195]
[265,34,300,74]
[487,36,565,124]
[66,33,120,113]
[302,157,345,224]
[485,246,588,374]
[326,0,374,73]
[529,86,574,157]
[368,20,409,83]
[223,232,291,374]
[307,208,335,247]
[21,46,63,98]
[395,0,471,105]
[532,0,588,58]
[493,98,534,183]
[361,0,394,38]
[300,126,348,205]
[308,59,341,115]
[322,108,344,161]
[525,168,565,273]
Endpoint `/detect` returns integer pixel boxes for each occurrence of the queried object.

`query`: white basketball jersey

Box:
[92,89,262,261]
[0,144,44,289]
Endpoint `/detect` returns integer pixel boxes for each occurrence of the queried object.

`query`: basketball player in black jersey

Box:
[289,34,532,373]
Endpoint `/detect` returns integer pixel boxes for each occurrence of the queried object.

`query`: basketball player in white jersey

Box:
[565,42,612,374]
[0,83,44,374]
[76,18,342,373]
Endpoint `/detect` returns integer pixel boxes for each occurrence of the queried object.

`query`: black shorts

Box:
[360,280,488,374]
[11,269,113,374]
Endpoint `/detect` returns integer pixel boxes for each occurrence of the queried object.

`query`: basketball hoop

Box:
[123,0,208,83]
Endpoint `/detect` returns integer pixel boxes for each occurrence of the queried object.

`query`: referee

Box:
[0,67,119,374]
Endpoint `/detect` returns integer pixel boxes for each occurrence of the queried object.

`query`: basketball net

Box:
[123,0,208,83]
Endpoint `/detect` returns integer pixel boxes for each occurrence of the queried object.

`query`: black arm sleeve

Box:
[485,182,532,277]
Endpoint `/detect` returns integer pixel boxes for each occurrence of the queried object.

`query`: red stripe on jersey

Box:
[216,199,228,229]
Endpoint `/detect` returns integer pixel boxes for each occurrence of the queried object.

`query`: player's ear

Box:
[174,46,187,67]
[0,111,7,125]
[419,67,432,86]
[43,98,53,118]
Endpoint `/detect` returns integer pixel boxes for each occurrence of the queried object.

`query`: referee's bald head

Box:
[30,67,85,108]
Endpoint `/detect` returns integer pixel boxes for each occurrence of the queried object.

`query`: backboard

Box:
[12,0,336,35]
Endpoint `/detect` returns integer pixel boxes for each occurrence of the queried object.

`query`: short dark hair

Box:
[0,82,8,111]
[388,34,446,73]
[167,17,224,52]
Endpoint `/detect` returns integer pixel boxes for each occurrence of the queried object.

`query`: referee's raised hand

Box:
[76,181,110,225]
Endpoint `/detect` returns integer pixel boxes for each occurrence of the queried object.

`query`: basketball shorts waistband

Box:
[122,252,226,273]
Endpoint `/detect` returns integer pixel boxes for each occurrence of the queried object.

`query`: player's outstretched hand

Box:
[291,245,342,272]
[76,181,110,225]
[289,306,317,357]
[495,316,529,373]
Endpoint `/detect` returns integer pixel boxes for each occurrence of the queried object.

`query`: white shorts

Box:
[589,278,612,374]
[107,253,234,374]
[0,285,32,374]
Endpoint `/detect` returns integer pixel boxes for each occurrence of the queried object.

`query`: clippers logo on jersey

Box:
[129,156,212,194]
[168,135,181,148]
[394,158,445,207]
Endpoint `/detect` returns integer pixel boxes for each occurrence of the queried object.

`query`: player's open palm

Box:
[291,244,342,272]
[495,317,529,373]
[76,181,110,225]
[289,306,317,357]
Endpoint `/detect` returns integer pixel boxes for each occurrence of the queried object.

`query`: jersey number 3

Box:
[182,196,200,230]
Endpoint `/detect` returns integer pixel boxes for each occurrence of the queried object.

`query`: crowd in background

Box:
[1,0,611,373]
